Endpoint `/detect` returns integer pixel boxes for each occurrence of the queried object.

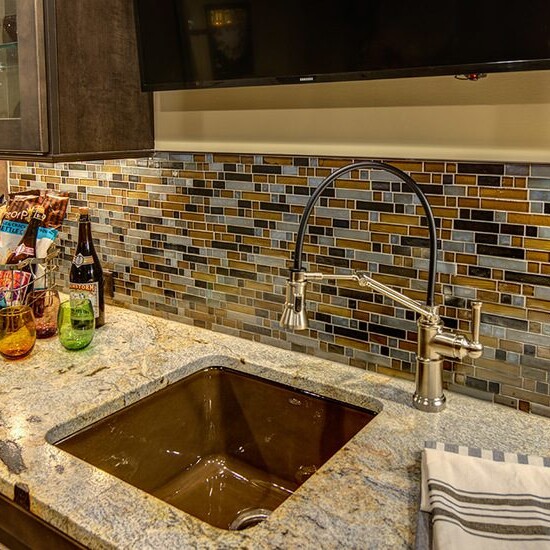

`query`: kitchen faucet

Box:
[280,161,483,412]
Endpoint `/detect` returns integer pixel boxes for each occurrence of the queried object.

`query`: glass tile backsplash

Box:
[8,153,550,415]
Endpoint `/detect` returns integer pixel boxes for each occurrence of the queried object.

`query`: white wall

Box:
[155,70,550,163]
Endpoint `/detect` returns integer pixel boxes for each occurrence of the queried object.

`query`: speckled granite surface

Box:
[1,304,549,549]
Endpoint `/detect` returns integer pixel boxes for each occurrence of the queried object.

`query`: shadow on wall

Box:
[0,161,7,198]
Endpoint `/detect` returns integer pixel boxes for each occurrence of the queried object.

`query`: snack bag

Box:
[0,192,42,263]
[0,190,69,294]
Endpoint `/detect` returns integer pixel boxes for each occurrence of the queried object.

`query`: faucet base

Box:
[412,393,446,413]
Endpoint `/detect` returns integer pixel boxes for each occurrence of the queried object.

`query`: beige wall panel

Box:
[155,71,550,162]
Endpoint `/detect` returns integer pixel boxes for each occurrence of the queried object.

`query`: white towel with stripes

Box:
[419,442,550,550]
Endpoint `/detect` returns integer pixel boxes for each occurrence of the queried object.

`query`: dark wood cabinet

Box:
[0,0,153,161]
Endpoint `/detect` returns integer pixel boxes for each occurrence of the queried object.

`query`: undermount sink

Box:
[55,367,377,530]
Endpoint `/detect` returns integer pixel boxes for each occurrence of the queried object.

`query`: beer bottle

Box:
[2,205,45,302]
[69,207,105,327]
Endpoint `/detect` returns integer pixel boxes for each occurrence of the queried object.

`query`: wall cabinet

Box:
[0,0,153,161]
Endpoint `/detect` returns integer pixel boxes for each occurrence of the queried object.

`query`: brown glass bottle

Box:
[3,205,45,301]
[6,205,45,264]
[69,207,105,327]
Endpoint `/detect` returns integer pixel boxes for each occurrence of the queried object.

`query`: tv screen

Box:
[134,0,550,91]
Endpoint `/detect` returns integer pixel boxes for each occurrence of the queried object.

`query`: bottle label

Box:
[69,282,99,318]
[13,244,35,259]
[73,254,95,267]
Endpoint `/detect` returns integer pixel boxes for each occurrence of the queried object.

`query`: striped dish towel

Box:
[417,441,550,550]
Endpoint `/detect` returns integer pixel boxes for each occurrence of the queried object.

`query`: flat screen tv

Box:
[134,0,550,91]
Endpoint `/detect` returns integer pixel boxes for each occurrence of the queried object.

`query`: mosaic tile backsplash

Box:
[8,153,550,415]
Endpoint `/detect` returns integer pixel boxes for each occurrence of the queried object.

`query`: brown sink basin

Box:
[55,367,377,530]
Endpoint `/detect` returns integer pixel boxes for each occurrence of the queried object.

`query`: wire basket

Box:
[0,247,59,307]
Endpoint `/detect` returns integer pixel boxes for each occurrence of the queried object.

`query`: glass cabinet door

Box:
[0,0,19,120]
[0,0,47,153]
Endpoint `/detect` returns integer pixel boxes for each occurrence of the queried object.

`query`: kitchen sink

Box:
[55,367,377,530]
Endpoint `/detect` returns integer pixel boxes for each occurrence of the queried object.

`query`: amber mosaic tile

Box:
[7,152,550,414]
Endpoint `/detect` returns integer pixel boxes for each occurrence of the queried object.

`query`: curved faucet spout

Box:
[291,161,438,306]
[281,161,483,412]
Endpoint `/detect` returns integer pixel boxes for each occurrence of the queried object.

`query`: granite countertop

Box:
[1,304,549,549]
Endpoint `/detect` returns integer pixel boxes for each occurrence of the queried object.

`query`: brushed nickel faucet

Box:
[280,161,483,412]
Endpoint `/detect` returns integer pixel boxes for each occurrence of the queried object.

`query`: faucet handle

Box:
[470,301,482,344]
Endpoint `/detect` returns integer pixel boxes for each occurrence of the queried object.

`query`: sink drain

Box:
[229,508,272,530]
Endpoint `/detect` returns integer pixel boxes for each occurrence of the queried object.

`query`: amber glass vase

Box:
[0,305,36,359]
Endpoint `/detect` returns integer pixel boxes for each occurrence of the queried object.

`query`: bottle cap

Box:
[79,207,89,216]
